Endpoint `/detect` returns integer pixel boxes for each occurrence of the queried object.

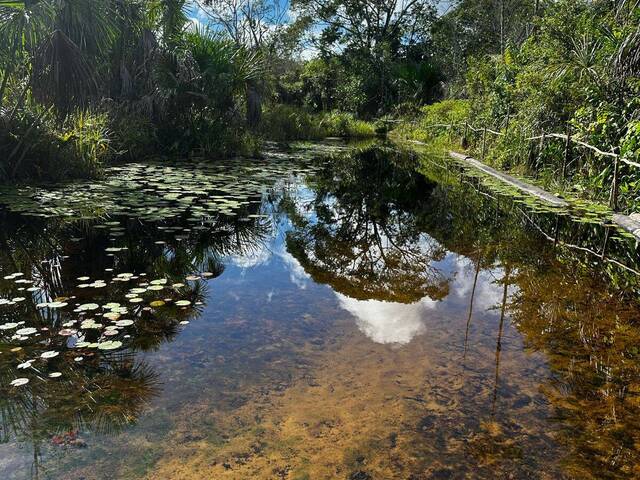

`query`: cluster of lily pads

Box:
[0,146,326,223]
[0,265,212,388]
[0,144,338,392]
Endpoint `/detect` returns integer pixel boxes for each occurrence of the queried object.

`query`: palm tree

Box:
[0,0,53,108]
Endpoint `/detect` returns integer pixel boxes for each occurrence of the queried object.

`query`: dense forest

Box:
[0,0,639,210]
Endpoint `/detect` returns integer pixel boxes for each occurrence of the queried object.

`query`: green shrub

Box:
[319,111,376,138]
[420,99,470,127]
[260,105,324,141]
[110,111,158,161]
[0,107,113,182]
[390,99,470,147]
[0,107,57,181]
[58,110,112,178]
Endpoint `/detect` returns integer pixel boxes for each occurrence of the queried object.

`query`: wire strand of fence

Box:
[389,118,638,211]
[397,120,627,163]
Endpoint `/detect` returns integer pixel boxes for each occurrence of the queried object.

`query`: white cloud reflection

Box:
[279,249,311,289]
[334,255,513,346]
[336,293,438,345]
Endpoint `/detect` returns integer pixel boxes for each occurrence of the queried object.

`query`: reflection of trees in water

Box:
[286,145,451,304]
[0,353,158,437]
[0,203,274,475]
[287,145,640,478]
[420,162,640,478]
[509,269,640,478]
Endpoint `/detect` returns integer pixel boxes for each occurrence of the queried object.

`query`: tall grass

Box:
[390,99,470,147]
[0,107,113,182]
[260,105,376,141]
[58,110,112,178]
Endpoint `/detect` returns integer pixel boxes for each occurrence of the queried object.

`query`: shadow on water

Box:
[0,142,639,479]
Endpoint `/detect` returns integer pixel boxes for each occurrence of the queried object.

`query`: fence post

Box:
[562,123,571,180]
[601,227,611,260]
[462,121,469,148]
[481,126,487,161]
[609,155,620,211]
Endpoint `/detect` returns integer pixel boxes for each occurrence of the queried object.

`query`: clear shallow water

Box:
[1,142,640,479]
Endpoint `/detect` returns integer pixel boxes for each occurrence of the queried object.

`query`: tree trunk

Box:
[245,79,262,129]
[499,0,505,56]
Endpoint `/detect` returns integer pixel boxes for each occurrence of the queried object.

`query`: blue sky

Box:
[186,0,454,29]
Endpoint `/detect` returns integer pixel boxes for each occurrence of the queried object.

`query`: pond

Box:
[1,141,640,480]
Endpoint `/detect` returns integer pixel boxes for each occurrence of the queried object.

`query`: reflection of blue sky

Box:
[223,185,515,347]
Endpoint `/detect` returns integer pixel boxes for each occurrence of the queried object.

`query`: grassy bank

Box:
[391,98,640,214]
[1,108,112,182]
[390,100,470,153]
[0,107,258,183]
[0,104,379,183]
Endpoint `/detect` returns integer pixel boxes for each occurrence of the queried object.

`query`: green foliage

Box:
[391,99,470,150]
[0,106,112,181]
[58,109,112,178]
[619,121,640,210]
[0,1,275,180]
[420,100,470,127]
[319,111,376,138]
[260,105,375,141]
[400,0,640,212]
[107,110,157,161]
[2,0,636,190]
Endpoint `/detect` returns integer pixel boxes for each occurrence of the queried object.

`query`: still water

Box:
[1,142,639,479]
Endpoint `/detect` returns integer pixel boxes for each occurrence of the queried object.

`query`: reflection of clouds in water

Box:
[335,255,518,345]
[452,256,512,312]
[279,249,311,289]
[229,245,273,269]
[336,293,438,345]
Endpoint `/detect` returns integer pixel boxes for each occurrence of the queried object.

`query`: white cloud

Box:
[229,245,273,269]
[452,257,508,313]
[336,293,438,345]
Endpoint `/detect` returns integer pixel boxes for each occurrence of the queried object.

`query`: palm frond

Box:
[0,0,54,59]
[32,29,96,113]
[52,0,118,58]
[615,24,640,80]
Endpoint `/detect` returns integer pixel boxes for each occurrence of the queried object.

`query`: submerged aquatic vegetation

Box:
[0,143,639,479]
[0,142,332,456]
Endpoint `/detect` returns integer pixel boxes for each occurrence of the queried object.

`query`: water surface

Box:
[1,142,640,480]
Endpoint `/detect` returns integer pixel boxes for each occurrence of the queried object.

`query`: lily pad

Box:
[97,340,123,351]
[10,378,29,387]
[40,351,59,359]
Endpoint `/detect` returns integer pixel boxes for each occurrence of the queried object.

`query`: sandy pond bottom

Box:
[1,143,640,479]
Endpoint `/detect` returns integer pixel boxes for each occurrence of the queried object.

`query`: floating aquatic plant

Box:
[10,378,29,387]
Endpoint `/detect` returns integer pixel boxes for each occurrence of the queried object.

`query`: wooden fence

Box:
[395,119,636,211]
